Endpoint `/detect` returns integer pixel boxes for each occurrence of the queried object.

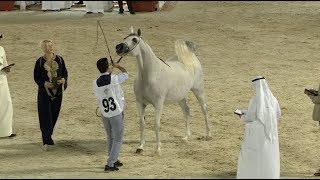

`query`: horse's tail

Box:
[174,39,200,75]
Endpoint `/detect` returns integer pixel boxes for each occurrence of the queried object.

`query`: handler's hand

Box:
[112,61,120,68]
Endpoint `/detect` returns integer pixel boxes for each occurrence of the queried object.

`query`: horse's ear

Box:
[137,29,141,37]
[130,26,134,34]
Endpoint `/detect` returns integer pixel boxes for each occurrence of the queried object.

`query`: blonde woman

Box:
[33,39,68,151]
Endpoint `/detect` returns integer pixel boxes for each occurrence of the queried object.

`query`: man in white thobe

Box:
[41,1,72,11]
[84,1,113,14]
[236,76,281,179]
[0,34,15,138]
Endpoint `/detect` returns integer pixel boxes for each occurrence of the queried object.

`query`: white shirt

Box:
[93,72,128,118]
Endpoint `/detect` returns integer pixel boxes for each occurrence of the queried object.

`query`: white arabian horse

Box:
[115,27,212,156]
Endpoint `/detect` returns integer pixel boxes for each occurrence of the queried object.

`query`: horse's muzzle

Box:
[116,43,129,55]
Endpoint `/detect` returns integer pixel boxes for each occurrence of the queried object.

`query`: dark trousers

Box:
[37,90,62,145]
[118,1,135,14]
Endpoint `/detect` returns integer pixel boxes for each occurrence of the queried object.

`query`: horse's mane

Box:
[174,39,197,75]
[143,40,170,66]
[141,38,197,70]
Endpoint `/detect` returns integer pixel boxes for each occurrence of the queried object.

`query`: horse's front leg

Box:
[136,102,146,154]
[154,103,164,156]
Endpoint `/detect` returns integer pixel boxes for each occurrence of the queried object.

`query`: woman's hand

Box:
[44,81,54,89]
[57,78,65,85]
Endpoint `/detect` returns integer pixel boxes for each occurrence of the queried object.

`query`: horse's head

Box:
[116,27,142,57]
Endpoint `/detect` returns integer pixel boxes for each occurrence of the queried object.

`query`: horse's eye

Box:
[132,38,138,43]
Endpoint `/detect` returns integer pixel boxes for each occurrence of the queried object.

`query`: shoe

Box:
[104,165,119,172]
[118,10,124,14]
[8,134,16,138]
[114,160,123,167]
[86,12,92,14]
[41,144,49,151]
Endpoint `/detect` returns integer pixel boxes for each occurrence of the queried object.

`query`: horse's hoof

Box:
[136,148,143,154]
[181,136,188,143]
[155,150,162,156]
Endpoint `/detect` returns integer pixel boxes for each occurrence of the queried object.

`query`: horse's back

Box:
[134,39,205,104]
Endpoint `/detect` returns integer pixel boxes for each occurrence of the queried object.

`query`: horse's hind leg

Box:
[191,87,212,140]
[136,102,146,154]
[179,98,191,142]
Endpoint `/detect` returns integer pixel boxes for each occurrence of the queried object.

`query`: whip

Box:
[97,21,122,64]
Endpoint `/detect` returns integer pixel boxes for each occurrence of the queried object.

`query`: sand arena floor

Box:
[0,1,320,178]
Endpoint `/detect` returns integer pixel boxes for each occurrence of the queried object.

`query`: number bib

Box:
[93,80,124,118]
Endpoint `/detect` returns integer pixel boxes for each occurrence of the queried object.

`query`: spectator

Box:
[85,1,113,14]
[0,34,16,138]
[236,76,281,179]
[304,85,320,126]
[118,1,135,14]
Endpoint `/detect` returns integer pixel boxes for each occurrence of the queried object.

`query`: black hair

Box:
[252,77,265,82]
[96,57,109,73]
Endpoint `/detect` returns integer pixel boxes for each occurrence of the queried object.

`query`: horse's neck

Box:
[136,41,159,75]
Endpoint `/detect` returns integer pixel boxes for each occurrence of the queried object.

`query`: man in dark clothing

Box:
[118,1,135,14]
[75,1,83,5]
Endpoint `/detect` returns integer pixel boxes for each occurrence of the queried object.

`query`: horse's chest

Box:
[134,80,161,102]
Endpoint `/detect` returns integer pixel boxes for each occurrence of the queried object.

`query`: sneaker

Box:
[104,165,119,172]
[8,134,16,138]
[114,160,123,167]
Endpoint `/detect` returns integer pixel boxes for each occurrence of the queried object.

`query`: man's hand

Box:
[112,61,127,73]
[1,66,11,73]
[112,61,119,68]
